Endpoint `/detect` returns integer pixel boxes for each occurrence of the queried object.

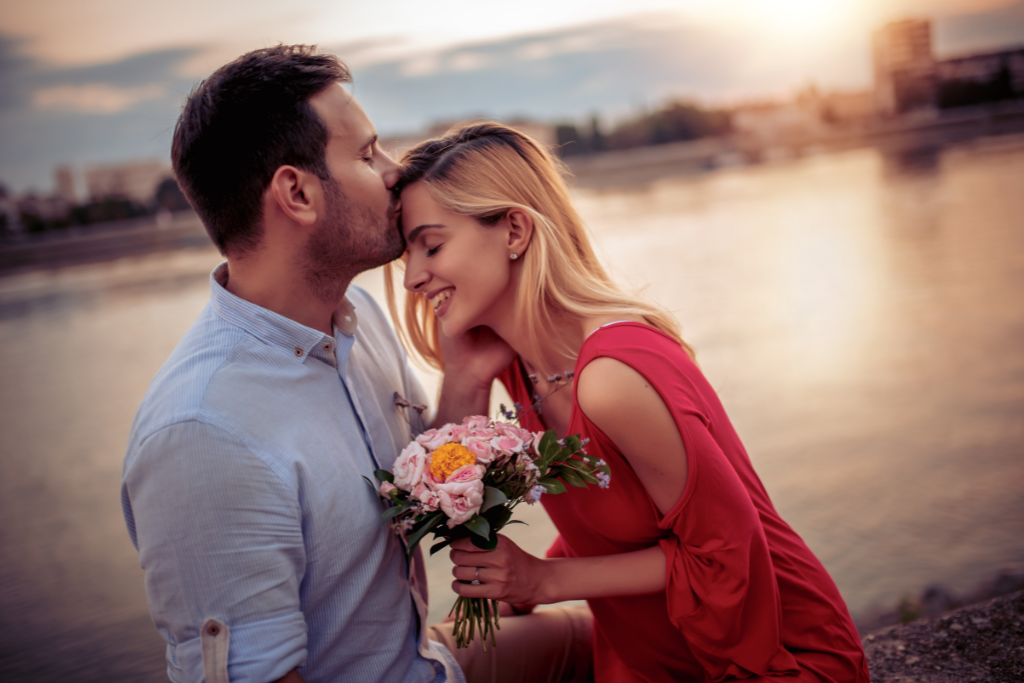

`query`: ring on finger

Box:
[471,566,481,586]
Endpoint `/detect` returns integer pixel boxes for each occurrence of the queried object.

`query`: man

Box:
[122,45,590,683]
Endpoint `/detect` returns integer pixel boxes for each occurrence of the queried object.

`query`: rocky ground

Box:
[863,590,1024,682]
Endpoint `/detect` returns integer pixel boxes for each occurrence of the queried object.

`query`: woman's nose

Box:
[403,260,429,293]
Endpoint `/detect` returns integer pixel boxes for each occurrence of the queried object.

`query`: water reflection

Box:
[2,139,1022,680]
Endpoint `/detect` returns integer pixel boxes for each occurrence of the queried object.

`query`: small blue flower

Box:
[529,485,545,503]
[596,471,611,489]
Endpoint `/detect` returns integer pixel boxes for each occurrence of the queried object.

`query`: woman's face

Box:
[401,181,515,337]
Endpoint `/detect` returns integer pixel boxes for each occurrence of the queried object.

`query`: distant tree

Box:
[553,101,731,158]
[556,123,588,156]
[154,177,192,212]
[607,101,731,151]
[938,63,1021,109]
[70,198,148,225]
[589,115,606,153]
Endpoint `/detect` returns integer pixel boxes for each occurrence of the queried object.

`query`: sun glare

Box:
[708,0,863,44]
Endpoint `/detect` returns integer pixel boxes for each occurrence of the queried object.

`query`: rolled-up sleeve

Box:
[123,421,307,683]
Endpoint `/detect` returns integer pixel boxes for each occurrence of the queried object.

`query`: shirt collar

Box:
[209,262,359,363]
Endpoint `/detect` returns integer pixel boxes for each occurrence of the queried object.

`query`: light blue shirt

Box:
[122,264,457,683]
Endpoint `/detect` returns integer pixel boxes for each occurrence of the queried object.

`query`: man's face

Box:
[302,84,403,298]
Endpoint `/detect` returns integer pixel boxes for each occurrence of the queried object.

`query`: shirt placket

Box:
[332,333,381,472]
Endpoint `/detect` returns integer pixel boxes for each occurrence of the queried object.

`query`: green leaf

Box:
[471,533,499,550]
[481,486,508,513]
[430,538,453,555]
[502,519,528,526]
[538,430,559,460]
[565,435,582,452]
[362,476,378,492]
[562,460,600,484]
[382,505,406,521]
[557,467,587,488]
[404,512,444,558]
[463,514,491,540]
[374,469,395,484]
[539,477,566,495]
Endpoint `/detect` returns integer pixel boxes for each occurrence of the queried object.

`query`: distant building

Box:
[54,165,77,204]
[731,100,828,146]
[873,19,937,116]
[84,159,171,204]
[873,18,1024,116]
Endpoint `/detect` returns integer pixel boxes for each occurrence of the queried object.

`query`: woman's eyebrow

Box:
[406,224,445,243]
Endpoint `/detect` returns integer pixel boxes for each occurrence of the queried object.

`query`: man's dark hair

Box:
[172,45,351,255]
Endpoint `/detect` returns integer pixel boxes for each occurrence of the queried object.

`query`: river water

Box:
[2,138,1022,680]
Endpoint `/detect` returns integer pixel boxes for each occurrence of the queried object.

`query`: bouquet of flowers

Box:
[369,410,610,649]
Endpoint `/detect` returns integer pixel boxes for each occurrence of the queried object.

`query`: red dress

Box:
[499,323,869,683]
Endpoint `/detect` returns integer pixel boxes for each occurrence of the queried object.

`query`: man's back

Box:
[122,267,440,683]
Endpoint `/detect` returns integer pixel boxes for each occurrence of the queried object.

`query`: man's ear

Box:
[505,208,534,257]
[269,165,320,227]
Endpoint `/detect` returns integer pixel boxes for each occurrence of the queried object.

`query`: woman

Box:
[388,123,869,682]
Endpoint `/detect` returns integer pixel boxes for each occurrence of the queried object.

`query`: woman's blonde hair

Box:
[384,122,693,372]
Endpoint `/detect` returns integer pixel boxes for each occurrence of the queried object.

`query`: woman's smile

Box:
[429,288,454,316]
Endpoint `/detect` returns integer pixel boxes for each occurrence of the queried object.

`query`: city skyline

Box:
[1,0,1023,193]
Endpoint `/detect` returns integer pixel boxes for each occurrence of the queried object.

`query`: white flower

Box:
[393,441,428,491]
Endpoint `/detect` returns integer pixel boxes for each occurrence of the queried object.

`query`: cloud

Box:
[1,3,1021,193]
[32,83,166,114]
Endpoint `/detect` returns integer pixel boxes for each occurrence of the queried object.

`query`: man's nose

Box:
[381,154,401,190]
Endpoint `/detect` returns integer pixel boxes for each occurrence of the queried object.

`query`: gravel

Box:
[863,590,1024,682]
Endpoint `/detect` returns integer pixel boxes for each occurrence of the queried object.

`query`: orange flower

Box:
[429,443,477,482]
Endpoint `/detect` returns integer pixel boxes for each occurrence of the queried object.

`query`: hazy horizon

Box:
[1,0,1023,193]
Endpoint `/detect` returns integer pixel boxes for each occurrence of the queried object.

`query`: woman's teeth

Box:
[430,290,452,310]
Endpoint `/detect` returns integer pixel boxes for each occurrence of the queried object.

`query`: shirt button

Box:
[294,348,303,357]
[323,343,332,351]
[344,316,352,322]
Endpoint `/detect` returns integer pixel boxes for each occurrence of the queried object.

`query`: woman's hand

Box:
[440,324,515,388]
[432,326,515,427]
[449,535,548,605]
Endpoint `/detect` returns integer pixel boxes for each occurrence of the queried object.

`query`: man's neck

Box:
[223,256,349,336]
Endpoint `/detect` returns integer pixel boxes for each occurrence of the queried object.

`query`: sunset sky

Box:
[1,0,1023,193]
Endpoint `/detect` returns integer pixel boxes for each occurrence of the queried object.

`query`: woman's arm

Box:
[450,356,689,603]
[450,536,666,604]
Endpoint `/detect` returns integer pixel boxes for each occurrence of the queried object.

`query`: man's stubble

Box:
[301,178,404,304]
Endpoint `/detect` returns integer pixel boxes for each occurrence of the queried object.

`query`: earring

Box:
[510,253,518,260]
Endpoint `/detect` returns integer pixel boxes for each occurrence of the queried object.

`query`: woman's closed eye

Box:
[426,244,442,257]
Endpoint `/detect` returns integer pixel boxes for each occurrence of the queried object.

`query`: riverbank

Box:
[0,210,209,277]
[864,590,1024,682]
[565,101,1024,189]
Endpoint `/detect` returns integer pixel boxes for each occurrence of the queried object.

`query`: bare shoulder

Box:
[576,356,688,514]
[576,357,654,422]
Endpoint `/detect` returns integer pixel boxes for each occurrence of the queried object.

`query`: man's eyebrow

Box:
[360,134,378,150]
[406,224,445,243]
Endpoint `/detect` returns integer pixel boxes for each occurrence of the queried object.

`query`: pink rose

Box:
[462,415,490,430]
[413,483,441,511]
[446,464,485,484]
[490,433,524,457]
[392,441,428,491]
[416,424,456,451]
[462,435,494,463]
[435,477,485,528]
[380,481,398,496]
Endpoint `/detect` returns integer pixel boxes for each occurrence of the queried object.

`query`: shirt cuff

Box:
[172,612,307,683]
